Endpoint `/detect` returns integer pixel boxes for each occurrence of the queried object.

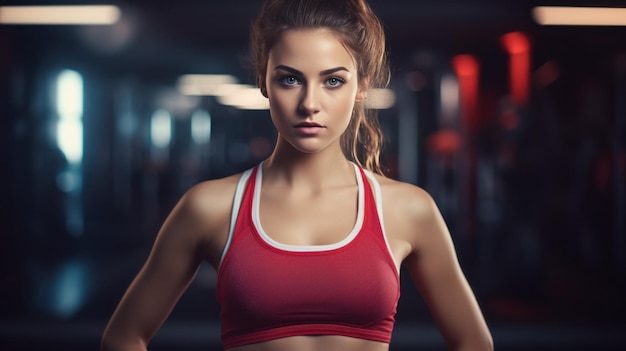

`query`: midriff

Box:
[226,335,389,351]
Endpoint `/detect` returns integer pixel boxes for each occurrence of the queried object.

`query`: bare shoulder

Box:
[369,173,437,219]
[168,171,247,266]
[368,173,445,255]
[182,172,244,219]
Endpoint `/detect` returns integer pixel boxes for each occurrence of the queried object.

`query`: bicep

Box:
[102,194,207,349]
[405,197,491,349]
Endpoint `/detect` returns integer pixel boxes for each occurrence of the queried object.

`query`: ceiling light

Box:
[533,6,626,26]
[0,5,121,25]
[365,89,396,109]
[177,74,238,96]
[217,86,269,110]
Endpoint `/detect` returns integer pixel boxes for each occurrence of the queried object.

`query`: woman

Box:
[101,0,493,350]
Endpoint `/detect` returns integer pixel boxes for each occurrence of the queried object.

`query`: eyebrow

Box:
[274,65,350,76]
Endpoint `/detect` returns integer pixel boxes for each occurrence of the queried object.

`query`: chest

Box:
[217,226,400,327]
[258,186,359,246]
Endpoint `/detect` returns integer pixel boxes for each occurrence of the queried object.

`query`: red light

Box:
[452,54,479,77]
[452,54,480,134]
[501,32,531,106]
[501,32,530,55]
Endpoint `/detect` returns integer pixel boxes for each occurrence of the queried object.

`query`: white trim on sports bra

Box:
[252,162,365,252]
[220,163,397,267]
[363,169,397,269]
[219,168,254,267]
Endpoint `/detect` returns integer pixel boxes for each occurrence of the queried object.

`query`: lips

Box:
[295,121,323,127]
[294,121,325,135]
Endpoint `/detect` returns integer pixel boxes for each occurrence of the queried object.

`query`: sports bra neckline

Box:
[251,162,365,253]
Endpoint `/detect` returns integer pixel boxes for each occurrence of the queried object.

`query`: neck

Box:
[263,138,354,189]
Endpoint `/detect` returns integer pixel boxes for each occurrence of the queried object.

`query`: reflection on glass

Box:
[191,109,212,144]
[151,109,172,148]
[56,69,83,164]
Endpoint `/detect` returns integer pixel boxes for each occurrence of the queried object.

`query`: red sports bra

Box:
[216,163,400,349]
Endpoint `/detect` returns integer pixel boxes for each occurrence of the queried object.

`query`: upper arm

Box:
[402,190,493,350]
[101,184,227,350]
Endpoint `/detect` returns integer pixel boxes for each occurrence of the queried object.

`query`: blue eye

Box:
[280,76,300,86]
[326,77,344,88]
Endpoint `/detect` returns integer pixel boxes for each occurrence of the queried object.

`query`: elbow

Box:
[482,333,494,351]
[100,334,127,351]
[471,332,494,351]
[467,332,494,351]
[100,337,118,351]
[101,326,121,351]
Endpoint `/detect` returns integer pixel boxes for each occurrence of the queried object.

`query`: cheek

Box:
[332,91,358,117]
[268,91,293,115]
[268,92,295,129]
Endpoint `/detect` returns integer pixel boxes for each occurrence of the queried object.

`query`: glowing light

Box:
[452,54,479,77]
[150,109,172,148]
[533,6,626,26]
[427,129,462,157]
[213,83,253,97]
[501,32,531,106]
[177,74,238,96]
[57,120,83,164]
[217,86,269,110]
[365,89,396,109]
[56,69,83,164]
[440,73,459,125]
[191,109,212,144]
[452,54,480,134]
[56,70,83,119]
[501,32,530,55]
[0,5,120,25]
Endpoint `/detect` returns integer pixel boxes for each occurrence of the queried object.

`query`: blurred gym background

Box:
[0,0,625,350]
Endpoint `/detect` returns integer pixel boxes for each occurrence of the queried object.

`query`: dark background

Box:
[1,0,625,350]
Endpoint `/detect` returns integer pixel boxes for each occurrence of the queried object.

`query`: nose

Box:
[298,84,320,116]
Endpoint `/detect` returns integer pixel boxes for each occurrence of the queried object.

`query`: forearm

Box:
[446,333,494,351]
[100,334,148,351]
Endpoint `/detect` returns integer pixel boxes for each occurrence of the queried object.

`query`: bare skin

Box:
[101,29,493,351]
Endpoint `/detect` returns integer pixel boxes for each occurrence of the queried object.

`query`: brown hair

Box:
[250,0,390,174]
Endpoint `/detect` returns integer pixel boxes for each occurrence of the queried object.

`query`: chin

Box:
[288,139,333,155]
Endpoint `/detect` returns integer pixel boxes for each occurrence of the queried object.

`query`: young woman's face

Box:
[265,29,366,154]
